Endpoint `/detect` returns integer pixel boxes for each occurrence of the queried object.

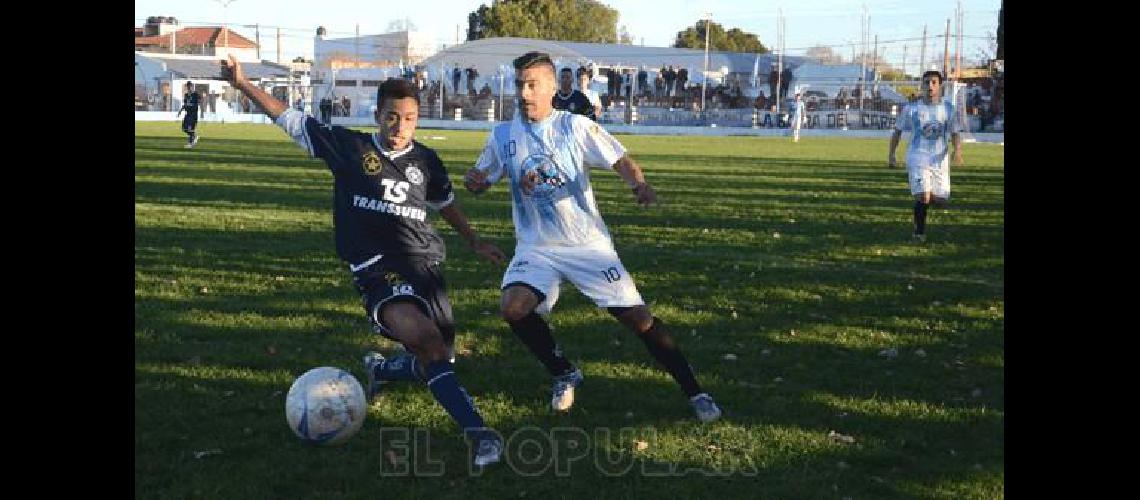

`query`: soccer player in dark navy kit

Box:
[175,81,200,148]
[222,55,507,467]
[552,67,596,121]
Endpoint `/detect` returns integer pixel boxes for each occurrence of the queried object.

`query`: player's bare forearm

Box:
[612,155,646,188]
[221,55,287,120]
[613,155,657,206]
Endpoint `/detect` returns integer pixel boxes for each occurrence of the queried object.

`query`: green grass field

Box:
[135,121,1004,499]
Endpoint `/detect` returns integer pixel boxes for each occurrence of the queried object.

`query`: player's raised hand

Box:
[221,54,245,85]
[464,167,489,193]
[633,182,657,207]
[472,240,507,265]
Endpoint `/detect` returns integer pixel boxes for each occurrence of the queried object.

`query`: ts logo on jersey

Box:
[362,152,383,175]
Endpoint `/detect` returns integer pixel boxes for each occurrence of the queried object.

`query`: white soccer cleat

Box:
[473,437,502,467]
[690,393,722,423]
[551,368,583,412]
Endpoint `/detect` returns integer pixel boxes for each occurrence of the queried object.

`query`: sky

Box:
[134,0,1000,70]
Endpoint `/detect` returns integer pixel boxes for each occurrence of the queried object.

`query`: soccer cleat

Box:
[912,233,927,243]
[362,351,386,402]
[551,368,584,412]
[690,393,722,423]
[183,142,193,148]
[191,135,200,146]
[473,437,502,467]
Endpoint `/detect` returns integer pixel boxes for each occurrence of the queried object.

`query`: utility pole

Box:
[956,0,964,79]
[701,12,711,112]
[920,24,927,76]
[943,18,951,79]
[902,44,907,78]
[255,24,260,59]
[873,34,878,81]
[775,9,785,114]
[860,5,868,111]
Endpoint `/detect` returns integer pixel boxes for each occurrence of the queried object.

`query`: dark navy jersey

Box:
[552,90,596,120]
[182,92,200,113]
[275,109,454,267]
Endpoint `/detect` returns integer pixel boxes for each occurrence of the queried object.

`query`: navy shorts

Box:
[182,113,198,133]
[351,256,455,343]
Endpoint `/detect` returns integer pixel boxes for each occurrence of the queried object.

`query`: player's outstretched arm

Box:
[888,130,902,168]
[220,55,287,120]
[438,204,506,265]
[612,155,657,207]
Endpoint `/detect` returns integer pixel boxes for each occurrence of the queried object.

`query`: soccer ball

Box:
[285,367,367,445]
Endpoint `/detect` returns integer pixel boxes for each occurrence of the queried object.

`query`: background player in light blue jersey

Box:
[888,70,964,242]
[790,90,805,143]
[464,51,722,422]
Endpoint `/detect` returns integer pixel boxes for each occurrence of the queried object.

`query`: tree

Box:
[467,4,492,41]
[466,0,619,43]
[804,45,844,64]
[673,20,768,53]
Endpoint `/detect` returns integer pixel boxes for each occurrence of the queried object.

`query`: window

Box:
[335,79,358,87]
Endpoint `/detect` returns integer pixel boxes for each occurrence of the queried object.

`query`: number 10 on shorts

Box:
[601,267,622,283]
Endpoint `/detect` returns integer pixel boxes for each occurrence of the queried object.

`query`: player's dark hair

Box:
[576,66,592,79]
[922,70,944,84]
[376,78,420,109]
[513,51,555,75]
[560,67,573,75]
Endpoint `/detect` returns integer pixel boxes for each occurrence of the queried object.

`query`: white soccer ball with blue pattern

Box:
[285,367,366,445]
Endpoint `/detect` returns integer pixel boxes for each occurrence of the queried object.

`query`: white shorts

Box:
[907,155,951,199]
[501,240,645,315]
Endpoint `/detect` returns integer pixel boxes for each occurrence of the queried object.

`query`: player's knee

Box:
[403,325,449,363]
[612,306,654,333]
[501,300,532,323]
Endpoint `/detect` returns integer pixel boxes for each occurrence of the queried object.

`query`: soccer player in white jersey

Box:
[464,51,722,422]
[790,90,805,143]
[888,70,964,242]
